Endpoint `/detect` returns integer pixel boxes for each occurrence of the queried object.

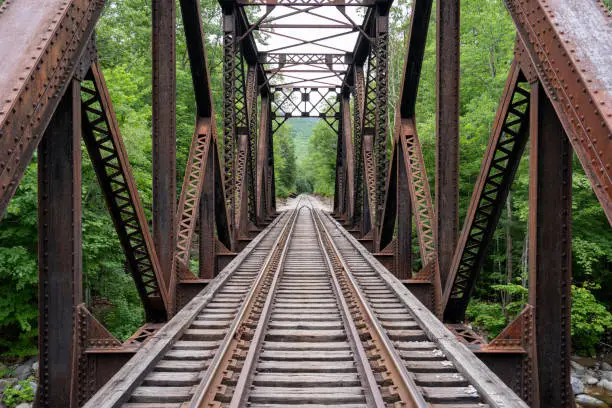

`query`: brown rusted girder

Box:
[152,0,177,291]
[506,0,612,223]
[435,0,460,286]
[443,61,530,323]
[0,0,104,218]
[82,63,170,320]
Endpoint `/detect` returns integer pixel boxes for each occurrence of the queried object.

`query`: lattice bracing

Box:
[80,64,168,321]
[443,68,531,320]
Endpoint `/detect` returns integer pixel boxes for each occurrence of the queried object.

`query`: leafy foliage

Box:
[1,377,36,408]
[301,121,338,196]
[571,284,612,356]
[273,124,297,198]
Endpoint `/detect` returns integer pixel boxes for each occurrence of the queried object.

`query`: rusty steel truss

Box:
[0,0,610,406]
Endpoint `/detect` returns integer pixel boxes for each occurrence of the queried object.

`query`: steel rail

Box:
[312,206,429,407]
[319,209,530,408]
[81,210,290,408]
[189,201,302,408]
[227,205,307,407]
[308,205,387,407]
[227,203,386,407]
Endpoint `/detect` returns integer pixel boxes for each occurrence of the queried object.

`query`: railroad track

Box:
[84,198,528,408]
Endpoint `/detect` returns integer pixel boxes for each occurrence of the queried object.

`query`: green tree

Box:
[273,124,297,198]
[302,121,338,196]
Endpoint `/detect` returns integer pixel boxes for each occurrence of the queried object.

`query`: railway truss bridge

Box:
[0,0,610,406]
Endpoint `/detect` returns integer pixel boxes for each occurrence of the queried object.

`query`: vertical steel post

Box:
[256,94,270,223]
[397,141,412,279]
[199,147,216,279]
[374,11,389,246]
[528,83,571,408]
[37,81,82,408]
[222,9,237,245]
[353,66,365,233]
[342,92,355,221]
[435,0,460,286]
[152,0,176,289]
[246,65,258,226]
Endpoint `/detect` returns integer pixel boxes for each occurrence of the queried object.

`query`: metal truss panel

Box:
[81,63,169,321]
[260,53,349,66]
[271,87,340,119]
[507,0,612,223]
[174,119,213,275]
[223,25,238,234]
[443,62,530,322]
[0,0,104,217]
[246,65,258,225]
[352,67,366,229]
[398,120,436,264]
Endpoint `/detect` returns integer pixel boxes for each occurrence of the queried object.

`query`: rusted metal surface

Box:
[199,140,218,280]
[506,0,612,223]
[76,305,144,404]
[180,0,214,117]
[477,305,537,405]
[152,0,177,290]
[352,66,366,232]
[223,9,238,244]
[81,62,169,320]
[528,82,572,408]
[435,0,460,287]
[256,94,272,223]
[361,11,390,248]
[443,62,530,322]
[0,0,104,218]
[37,80,82,408]
[341,93,355,220]
[246,65,259,226]
[174,119,213,278]
[397,120,437,267]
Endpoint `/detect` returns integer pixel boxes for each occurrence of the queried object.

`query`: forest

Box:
[0,0,610,363]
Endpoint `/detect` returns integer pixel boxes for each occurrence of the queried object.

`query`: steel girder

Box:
[506,0,612,224]
[352,66,366,232]
[222,5,260,245]
[174,120,213,278]
[152,0,177,290]
[176,0,232,284]
[359,9,390,247]
[37,80,83,408]
[435,0,460,286]
[443,61,530,323]
[371,0,442,315]
[341,94,355,220]
[256,95,274,222]
[260,53,350,66]
[0,0,105,218]
[528,81,573,408]
[246,66,259,225]
[81,63,169,321]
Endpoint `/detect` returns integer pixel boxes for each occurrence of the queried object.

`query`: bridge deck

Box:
[83,197,526,408]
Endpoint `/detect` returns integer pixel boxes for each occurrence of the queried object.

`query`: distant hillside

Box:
[284,118,319,164]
